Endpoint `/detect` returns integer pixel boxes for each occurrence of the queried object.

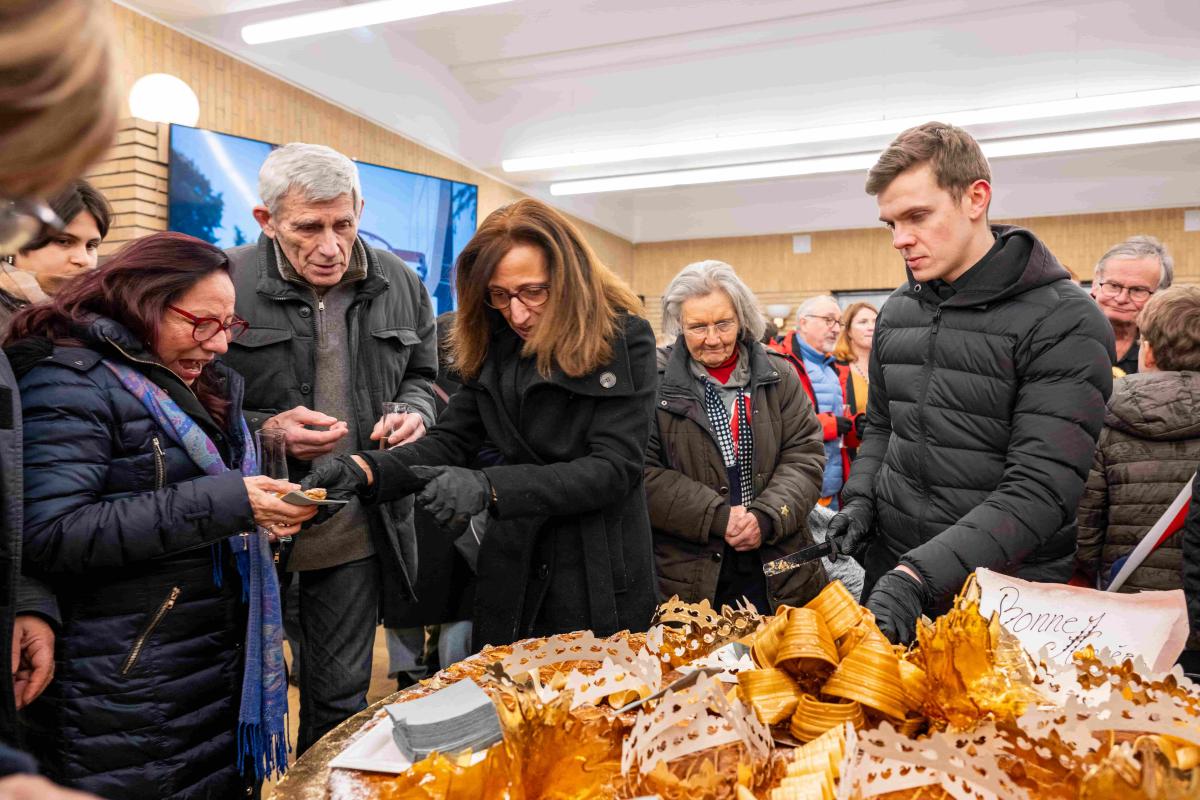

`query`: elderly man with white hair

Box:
[645,260,828,611]
[223,142,437,753]
[769,295,862,508]
[1090,235,1174,376]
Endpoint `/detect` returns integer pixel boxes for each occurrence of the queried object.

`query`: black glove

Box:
[826,498,873,561]
[865,568,931,645]
[299,454,369,525]
[852,412,867,438]
[834,415,854,436]
[414,465,491,535]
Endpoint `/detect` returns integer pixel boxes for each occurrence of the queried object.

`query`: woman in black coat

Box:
[305,199,659,649]
[4,233,314,799]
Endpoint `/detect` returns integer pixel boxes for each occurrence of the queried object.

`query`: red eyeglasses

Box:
[168,305,249,343]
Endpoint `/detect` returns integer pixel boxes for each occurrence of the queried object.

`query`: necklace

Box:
[851,361,869,383]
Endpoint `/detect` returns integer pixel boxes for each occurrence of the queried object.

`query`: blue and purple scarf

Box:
[102,360,289,781]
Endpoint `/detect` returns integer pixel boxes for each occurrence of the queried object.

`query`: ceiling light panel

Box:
[242,0,513,45]
[549,121,1200,196]
[510,85,1200,173]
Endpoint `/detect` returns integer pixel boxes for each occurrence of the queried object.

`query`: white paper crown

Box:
[496,631,662,708]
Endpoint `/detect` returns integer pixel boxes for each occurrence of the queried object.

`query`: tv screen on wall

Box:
[167,124,478,315]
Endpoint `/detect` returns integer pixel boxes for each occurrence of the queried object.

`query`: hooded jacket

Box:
[11,317,257,798]
[645,339,828,609]
[1076,370,1200,650]
[843,225,1115,606]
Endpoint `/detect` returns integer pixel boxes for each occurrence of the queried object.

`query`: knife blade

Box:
[762,538,837,576]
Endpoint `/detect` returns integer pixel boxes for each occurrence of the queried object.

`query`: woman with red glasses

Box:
[2,231,315,798]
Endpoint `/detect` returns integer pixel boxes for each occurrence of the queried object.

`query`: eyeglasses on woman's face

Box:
[683,319,738,339]
[168,304,249,342]
[1096,280,1154,303]
[484,284,550,310]
[0,195,64,253]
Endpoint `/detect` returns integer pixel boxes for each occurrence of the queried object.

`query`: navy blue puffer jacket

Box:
[14,318,258,799]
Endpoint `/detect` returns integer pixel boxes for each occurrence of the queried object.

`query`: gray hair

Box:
[661,260,766,341]
[258,142,362,216]
[795,294,838,323]
[1094,235,1174,289]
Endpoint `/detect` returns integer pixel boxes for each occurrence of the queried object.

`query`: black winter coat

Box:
[14,318,257,799]
[372,314,660,648]
[224,235,437,626]
[0,353,20,749]
[844,225,1114,607]
[1183,467,1200,646]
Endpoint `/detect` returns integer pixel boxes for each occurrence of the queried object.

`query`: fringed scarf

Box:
[101,360,289,781]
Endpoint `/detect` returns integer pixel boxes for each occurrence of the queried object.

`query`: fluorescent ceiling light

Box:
[242,0,513,45]
[549,120,1200,196]
[510,85,1200,173]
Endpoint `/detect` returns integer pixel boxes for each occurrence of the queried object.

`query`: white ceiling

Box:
[120,0,1200,242]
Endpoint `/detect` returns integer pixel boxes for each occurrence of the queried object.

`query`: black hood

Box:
[907,224,1071,309]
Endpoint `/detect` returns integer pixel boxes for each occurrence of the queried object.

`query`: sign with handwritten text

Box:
[974,569,1189,673]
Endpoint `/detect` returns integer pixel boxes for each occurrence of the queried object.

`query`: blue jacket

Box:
[13,317,258,799]
[796,336,845,498]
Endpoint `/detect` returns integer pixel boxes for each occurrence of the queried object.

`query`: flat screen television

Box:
[167,124,477,315]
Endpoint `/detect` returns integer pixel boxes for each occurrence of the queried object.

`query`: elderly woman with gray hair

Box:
[644,260,829,611]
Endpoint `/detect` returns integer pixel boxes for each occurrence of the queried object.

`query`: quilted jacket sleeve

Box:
[20,364,255,574]
[1074,439,1110,581]
[903,298,1113,602]
[1183,467,1200,641]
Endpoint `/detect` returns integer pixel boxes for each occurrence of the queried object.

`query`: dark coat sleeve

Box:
[748,365,825,546]
[486,318,657,519]
[1183,467,1200,642]
[388,260,439,430]
[21,366,255,574]
[643,413,727,545]
[1074,438,1109,581]
[903,301,1113,601]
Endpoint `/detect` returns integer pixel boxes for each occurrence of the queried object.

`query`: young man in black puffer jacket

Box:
[827,122,1115,644]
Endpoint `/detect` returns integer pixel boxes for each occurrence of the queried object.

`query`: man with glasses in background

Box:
[1091,236,1173,376]
[770,295,861,508]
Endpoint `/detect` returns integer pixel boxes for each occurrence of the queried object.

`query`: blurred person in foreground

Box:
[1076,286,1200,673]
[769,296,862,507]
[1184,466,1200,670]
[223,142,437,753]
[830,121,1114,644]
[1090,235,1173,377]
[0,0,119,795]
[831,301,877,458]
[302,198,659,647]
[5,233,315,797]
[0,180,111,333]
[644,260,827,612]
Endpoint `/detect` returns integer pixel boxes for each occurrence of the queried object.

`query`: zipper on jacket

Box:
[120,586,181,676]
[150,436,166,490]
[914,307,943,527]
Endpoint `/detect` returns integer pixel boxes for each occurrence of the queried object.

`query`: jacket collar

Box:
[794,335,835,367]
[659,335,781,400]
[252,233,387,303]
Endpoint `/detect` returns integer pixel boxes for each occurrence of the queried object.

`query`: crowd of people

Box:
[2,3,1200,799]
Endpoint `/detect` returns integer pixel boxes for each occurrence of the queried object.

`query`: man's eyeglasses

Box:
[485,284,550,310]
[169,305,249,342]
[1096,280,1154,303]
[1,196,64,253]
[803,314,843,329]
[683,320,738,339]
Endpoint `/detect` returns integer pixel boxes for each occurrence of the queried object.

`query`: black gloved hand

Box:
[826,498,873,561]
[834,415,854,436]
[413,465,491,535]
[852,412,867,438]
[299,454,369,525]
[865,568,931,645]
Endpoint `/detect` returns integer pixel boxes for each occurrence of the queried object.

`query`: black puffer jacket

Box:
[13,318,257,799]
[844,225,1114,607]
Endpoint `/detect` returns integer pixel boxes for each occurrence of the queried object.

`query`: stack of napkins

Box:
[386,679,503,761]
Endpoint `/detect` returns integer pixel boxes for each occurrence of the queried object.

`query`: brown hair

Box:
[832,301,878,362]
[451,199,642,380]
[6,232,235,426]
[0,0,119,198]
[865,122,991,200]
[19,179,113,252]
[1137,285,1200,372]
